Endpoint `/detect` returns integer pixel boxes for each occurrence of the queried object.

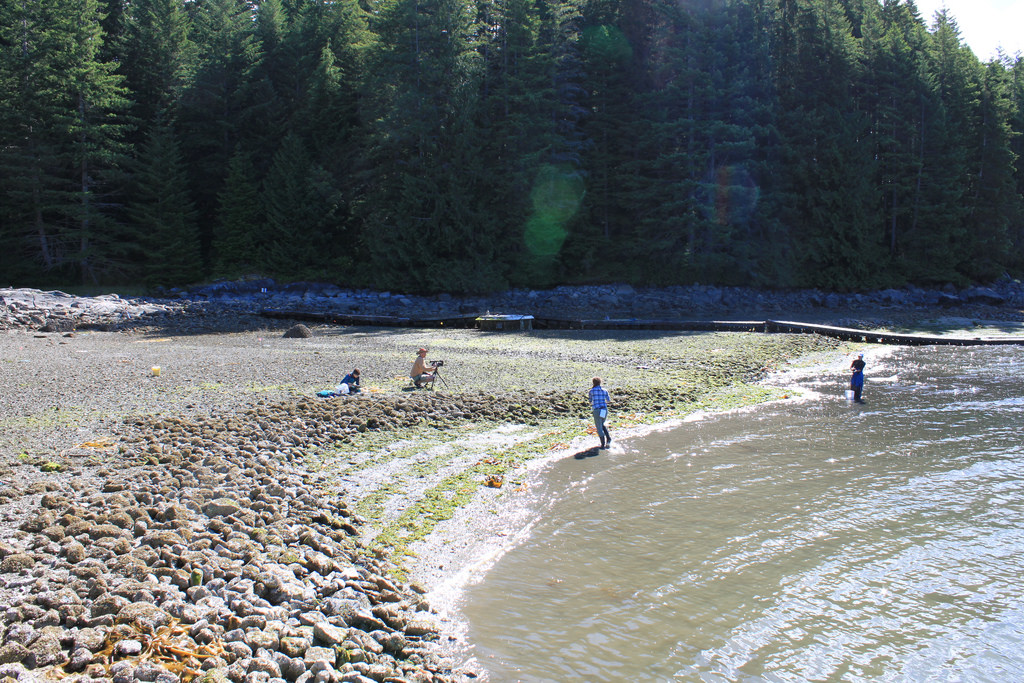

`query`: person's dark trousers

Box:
[851,375,864,403]
[593,409,611,447]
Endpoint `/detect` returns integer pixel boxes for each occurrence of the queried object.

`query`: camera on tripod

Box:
[429,360,445,367]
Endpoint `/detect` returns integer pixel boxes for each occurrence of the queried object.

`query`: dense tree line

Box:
[1,0,1022,293]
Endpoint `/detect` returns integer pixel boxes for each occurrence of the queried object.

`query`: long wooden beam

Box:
[259,309,1024,345]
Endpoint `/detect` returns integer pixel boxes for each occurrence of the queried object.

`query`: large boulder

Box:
[961,286,1005,306]
[282,324,313,338]
[876,288,909,305]
[39,316,76,333]
[115,602,174,632]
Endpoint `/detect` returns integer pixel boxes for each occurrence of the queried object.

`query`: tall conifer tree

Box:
[1007,57,1024,270]
[0,0,67,278]
[962,60,1017,280]
[120,0,196,131]
[478,0,572,287]
[911,9,976,283]
[178,0,261,252]
[577,2,635,248]
[0,0,130,284]
[213,147,264,277]
[361,0,498,292]
[861,0,930,279]
[261,132,343,278]
[774,0,880,289]
[127,125,202,287]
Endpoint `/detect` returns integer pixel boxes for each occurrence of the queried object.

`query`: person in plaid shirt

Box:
[589,377,612,449]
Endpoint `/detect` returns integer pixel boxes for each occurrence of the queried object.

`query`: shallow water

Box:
[459,346,1024,681]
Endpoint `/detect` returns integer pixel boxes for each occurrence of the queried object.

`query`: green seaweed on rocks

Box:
[367,424,588,569]
[312,436,449,477]
[0,405,96,432]
[355,482,405,520]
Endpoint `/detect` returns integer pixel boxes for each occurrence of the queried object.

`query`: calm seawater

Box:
[458,345,1024,682]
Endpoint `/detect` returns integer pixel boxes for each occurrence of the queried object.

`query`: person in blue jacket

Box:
[341,368,361,393]
[850,353,866,403]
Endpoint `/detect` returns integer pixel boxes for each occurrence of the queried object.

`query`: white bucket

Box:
[845,389,855,400]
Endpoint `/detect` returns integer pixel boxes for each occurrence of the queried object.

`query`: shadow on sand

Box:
[574,446,603,459]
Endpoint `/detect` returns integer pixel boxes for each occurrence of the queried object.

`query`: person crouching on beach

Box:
[411,348,435,389]
[589,377,612,449]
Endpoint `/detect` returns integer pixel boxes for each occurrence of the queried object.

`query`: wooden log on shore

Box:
[764,320,1024,346]
[260,309,1024,345]
[260,308,480,328]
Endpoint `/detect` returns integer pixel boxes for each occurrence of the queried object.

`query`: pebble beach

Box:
[2,284,1021,682]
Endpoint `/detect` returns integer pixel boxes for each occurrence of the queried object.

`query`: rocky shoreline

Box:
[3,278,1024,334]
[0,341,478,679]
[1,431,451,683]
[1,281,1022,683]
[168,278,1020,324]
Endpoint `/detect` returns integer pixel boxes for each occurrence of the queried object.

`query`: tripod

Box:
[430,364,450,390]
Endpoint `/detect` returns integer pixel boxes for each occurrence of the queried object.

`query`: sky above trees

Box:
[914,0,1023,60]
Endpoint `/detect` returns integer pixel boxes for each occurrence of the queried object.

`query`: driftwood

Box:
[260,308,1024,346]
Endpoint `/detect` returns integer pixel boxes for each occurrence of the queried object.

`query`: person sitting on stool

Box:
[850,353,866,403]
[410,348,435,389]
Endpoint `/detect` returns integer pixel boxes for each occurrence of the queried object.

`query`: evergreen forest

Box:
[2,0,1023,294]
